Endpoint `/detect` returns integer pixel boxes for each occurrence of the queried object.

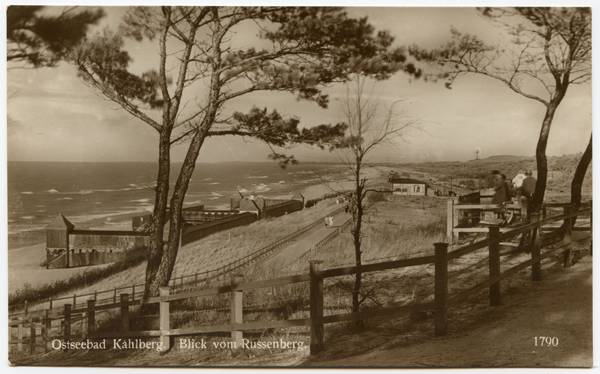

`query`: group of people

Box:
[324,215,334,227]
[491,170,536,221]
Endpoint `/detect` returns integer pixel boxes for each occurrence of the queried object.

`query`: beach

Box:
[294,165,388,201]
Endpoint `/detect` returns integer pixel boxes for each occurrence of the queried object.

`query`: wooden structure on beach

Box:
[44,214,150,269]
[388,176,430,196]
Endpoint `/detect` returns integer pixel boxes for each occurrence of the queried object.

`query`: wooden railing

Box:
[168,206,345,288]
[447,200,592,244]
[296,217,353,264]
[10,206,591,356]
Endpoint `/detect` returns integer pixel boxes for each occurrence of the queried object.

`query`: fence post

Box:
[73,294,77,307]
[447,199,454,244]
[120,294,130,332]
[159,287,171,351]
[530,213,542,281]
[87,299,96,337]
[30,318,36,355]
[49,298,53,310]
[132,285,135,301]
[17,317,23,353]
[563,206,574,267]
[434,242,449,337]
[590,200,593,256]
[113,288,117,303]
[231,274,244,348]
[309,260,324,355]
[64,304,72,341]
[42,309,52,353]
[488,226,501,306]
[24,300,28,317]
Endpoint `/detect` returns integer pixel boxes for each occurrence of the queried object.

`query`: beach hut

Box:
[46,214,75,268]
[388,177,430,196]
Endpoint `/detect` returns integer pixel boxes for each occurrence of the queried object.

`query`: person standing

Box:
[492,173,512,204]
[492,173,512,219]
[520,171,537,220]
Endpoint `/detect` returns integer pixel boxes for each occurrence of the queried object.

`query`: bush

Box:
[305,197,324,208]
[367,191,387,204]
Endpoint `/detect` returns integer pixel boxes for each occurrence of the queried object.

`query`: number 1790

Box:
[534,337,559,346]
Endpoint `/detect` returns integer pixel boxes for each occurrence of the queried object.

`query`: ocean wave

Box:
[247,176,268,179]
[63,209,148,224]
[7,225,47,235]
[95,185,146,193]
[211,192,223,197]
[47,189,60,194]
[57,197,74,200]
[121,186,146,191]
[20,191,34,195]
[238,189,248,193]
[20,216,35,220]
[184,200,203,206]
[64,190,94,195]
[130,198,151,203]
[208,182,220,185]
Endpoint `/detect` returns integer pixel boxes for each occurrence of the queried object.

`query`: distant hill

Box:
[468,155,534,163]
[396,153,591,196]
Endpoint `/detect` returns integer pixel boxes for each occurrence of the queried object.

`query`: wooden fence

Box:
[447,200,592,244]
[9,205,591,356]
[180,212,257,246]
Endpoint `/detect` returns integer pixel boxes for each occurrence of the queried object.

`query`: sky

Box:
[5,5,593,164]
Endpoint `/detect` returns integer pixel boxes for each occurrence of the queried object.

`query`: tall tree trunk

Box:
[531,103,559,213]
[146,30,220,296]
[352,206,362,314]
[148,130,206,296]
[352,162,363,315]
[568,134,592,226]
[143,130,171,299]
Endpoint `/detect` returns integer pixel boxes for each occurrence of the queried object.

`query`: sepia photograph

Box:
[6,5,593,369]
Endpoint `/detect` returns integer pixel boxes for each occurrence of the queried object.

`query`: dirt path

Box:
[302,251,593,368]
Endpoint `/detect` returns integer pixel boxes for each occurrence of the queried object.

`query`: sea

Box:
[7,161,349,250]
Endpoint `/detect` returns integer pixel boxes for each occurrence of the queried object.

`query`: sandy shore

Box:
[8,242,112,294]
[295,165,389,202]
